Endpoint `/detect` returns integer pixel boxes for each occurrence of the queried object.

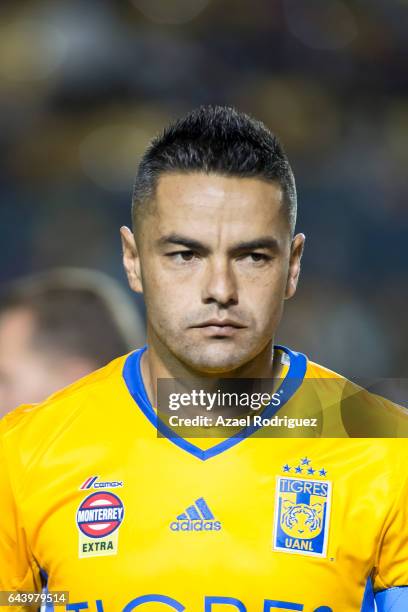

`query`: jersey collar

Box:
[122,345,307,461]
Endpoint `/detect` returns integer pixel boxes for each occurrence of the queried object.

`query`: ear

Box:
[285,233,305,300]
[282,500,295,512]
[120,226,143,294]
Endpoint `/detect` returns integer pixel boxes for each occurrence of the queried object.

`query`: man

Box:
[0,268,145,415]
[0,106,407,611]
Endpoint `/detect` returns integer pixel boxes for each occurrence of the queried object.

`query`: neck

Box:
[141,327,282,408]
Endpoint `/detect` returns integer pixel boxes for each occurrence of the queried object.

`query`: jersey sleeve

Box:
[0,420,41,603]
[373,473,408,591]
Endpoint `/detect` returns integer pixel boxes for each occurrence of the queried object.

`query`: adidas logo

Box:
[170,497,221,532]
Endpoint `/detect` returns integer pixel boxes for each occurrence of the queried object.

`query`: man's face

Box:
[123,173,304,374]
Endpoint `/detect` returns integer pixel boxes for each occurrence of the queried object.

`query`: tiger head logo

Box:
[280,500,323,539]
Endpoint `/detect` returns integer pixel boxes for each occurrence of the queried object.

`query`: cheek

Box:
[244,258,288,290]
[244,274,287,319]
[257,299,285,334]
[141,267,189,329]
[144,258,198,304]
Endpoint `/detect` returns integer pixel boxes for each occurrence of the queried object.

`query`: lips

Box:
[194,319,245,329]
[192,319,246,337]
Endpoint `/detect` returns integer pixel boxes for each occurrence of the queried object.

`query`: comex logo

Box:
[80,476,124,490]
[170,497,221,531]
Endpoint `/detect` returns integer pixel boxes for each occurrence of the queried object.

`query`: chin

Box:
[180,344,250,375]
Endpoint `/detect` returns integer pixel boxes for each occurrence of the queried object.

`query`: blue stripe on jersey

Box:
[123,344,307,461]
[361,577,375,611]
[40,568,54,612]
[375,587,408,611]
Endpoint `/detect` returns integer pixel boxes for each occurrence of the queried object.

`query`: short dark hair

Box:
[132,105,297,232]
[0,268,145,366]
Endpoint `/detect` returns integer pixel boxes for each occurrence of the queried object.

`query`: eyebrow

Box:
[156,233,280,253]
[156,234,210,252]
[231,237,280,252]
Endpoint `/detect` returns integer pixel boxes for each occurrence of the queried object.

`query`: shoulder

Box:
[305,358,344,379]
[0,352,133,467]
[302,354,408,439]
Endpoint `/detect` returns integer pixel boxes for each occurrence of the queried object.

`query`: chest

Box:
[24,438,387,610]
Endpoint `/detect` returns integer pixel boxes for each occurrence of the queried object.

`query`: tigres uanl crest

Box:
[273,476,332,557]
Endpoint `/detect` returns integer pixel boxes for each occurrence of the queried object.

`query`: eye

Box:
[166,250,198,262]
[239,252,271,264]
[249,253,268,262]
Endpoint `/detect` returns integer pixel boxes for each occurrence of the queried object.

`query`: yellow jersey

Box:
[1,345,407,612]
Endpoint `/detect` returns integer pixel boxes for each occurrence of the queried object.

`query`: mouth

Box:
[192,319,246,338]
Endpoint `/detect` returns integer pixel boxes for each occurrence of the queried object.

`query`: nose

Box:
[202,259,238,307]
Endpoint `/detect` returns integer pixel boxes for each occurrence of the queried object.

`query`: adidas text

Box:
[170,519,221,531]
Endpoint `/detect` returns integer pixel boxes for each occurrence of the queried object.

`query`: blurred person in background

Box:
[0,267,145,415]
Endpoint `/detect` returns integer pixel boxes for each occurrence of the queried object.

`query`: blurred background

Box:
[0,0,407,379]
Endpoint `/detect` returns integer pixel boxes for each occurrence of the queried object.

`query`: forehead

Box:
[149,172,288,240]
